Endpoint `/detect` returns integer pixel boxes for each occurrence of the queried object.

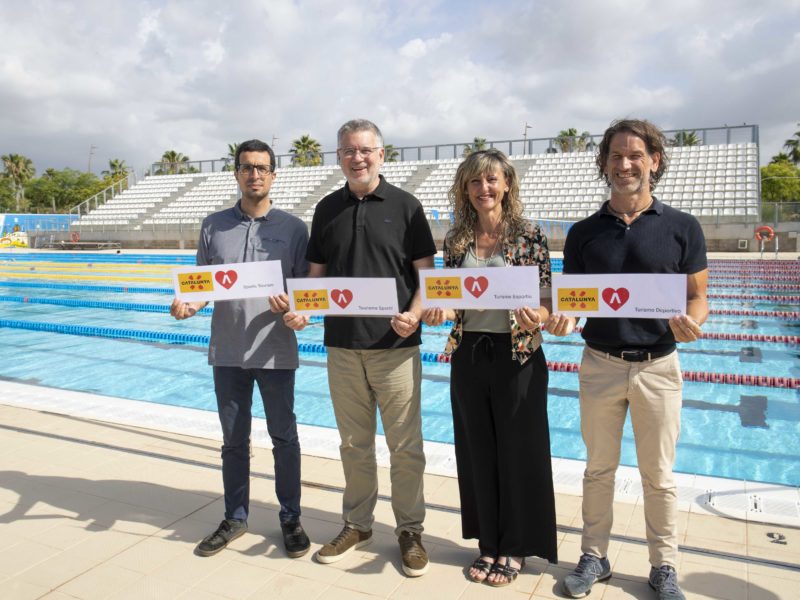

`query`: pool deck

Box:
[1,383,798,600]
[1,249,798,598]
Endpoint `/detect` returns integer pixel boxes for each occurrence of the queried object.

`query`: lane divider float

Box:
[1,318,796,388]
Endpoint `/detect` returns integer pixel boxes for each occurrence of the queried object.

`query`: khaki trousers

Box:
[578,346,682,567]
[327,346,426,536]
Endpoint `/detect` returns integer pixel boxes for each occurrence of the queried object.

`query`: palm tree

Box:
[290,135,322,167]
[672,130,701,147]
[576,131,594,152]
[384,144,400,162]
[158,150,190,174]
[771,152,792,164]
[1,153,35,211]
[102,159,128,181]
[462,136,488,157]
[783,125,800,165]
[222,142,239,171]
[555,128,579,152]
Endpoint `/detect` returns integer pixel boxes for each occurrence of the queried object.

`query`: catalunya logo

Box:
[557,288,599,311]
[178,272,214,293]
[424,277,462,299]
[293,289,329,311]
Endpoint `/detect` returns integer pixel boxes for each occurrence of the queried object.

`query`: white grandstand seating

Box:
[75,143,761,229]
[75,174,201,226]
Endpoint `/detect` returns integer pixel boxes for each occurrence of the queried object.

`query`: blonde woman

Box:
[423,149,558,586]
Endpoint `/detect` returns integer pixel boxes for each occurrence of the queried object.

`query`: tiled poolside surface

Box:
[1,385,798,600]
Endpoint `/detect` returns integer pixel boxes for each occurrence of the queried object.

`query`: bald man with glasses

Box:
[281,119,436,577]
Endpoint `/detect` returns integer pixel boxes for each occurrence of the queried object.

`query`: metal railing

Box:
[148,125,760,173]
[70,172,135,219]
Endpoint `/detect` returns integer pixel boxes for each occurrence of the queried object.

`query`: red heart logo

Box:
[464,276,489,298]
[602,287,630,310]
[215,270,238,289]
[331,289,353,308]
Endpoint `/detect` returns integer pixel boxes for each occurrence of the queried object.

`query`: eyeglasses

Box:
[338,146,382,158]
[237,164,274,176]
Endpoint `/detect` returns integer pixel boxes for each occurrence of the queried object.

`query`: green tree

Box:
[671,130,701,147]
[156,150,191,174]
[770,153,791,164]
[0,175,14,212]
[783,124,800,165]
[25,168,107,212]
[101,158,129,181]
[222,142,239,171]
[760,161,800,202]
[2,153,36,211]
[462,136,488,157]
[290,135,322,166]
[576,131,594,151]
[384,144,400,162]
[555,128,579,152]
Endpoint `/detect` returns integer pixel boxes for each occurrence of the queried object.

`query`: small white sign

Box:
[419,266,541,309]
[171,261,284,303]
[285,277,398,316]
[552,274,687,318]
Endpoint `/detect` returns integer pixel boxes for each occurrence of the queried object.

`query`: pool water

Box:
[0,252,798,487]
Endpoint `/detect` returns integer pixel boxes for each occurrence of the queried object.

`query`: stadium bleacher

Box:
[72,143,761,231]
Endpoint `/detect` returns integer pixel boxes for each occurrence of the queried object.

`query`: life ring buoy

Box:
[754,226,774,242]
[70,232,80,243]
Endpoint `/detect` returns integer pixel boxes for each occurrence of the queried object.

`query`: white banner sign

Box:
[285,277,398,316]
[172,261,284,302]
[552,273,687,318]
[419,266,540,309]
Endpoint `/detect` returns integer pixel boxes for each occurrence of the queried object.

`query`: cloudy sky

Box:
[1,0,798,177]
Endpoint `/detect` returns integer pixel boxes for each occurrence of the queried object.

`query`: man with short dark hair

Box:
[548,119,708,600]
[171,139,311,559]
[282,119,436,576]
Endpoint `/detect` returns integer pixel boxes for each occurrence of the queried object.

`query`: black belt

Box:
[589,345,675,362]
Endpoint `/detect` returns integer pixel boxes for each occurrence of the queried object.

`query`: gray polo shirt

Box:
[197,201,309,369]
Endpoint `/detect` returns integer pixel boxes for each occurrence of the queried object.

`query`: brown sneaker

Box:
[398,531,429,577]
[315,525,372,564]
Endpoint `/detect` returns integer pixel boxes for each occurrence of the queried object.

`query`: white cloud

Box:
[399,33,452,59]
[0,0,797,177]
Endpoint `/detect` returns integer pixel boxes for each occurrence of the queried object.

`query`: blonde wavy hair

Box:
[446,149,526,257]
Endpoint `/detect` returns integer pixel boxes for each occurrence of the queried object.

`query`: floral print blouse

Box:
[442,220,552,364]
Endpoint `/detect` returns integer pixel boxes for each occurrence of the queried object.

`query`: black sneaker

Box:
[281,520,311,558]
[195,519,247,557]
[649,565,686,600]
[562,553,611,598]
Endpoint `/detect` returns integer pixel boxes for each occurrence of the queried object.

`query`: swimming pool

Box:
[1,252,798,487]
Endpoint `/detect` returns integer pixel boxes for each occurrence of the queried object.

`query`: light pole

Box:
[522,122,532,154]
[87,145,97,173]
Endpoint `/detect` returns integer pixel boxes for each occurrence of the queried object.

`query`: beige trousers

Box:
[326,346,426,536]
[578,346,682,567]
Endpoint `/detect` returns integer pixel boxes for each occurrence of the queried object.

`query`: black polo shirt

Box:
[563,197,707,351]
[306,175,436,349]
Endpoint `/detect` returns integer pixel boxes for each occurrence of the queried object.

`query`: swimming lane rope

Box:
[0,318,796,388]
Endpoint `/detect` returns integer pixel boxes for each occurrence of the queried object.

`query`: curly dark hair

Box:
[595,119,669,192]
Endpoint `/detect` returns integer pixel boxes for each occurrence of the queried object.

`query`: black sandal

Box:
[467,556,494,582]
[487,556,525,587]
